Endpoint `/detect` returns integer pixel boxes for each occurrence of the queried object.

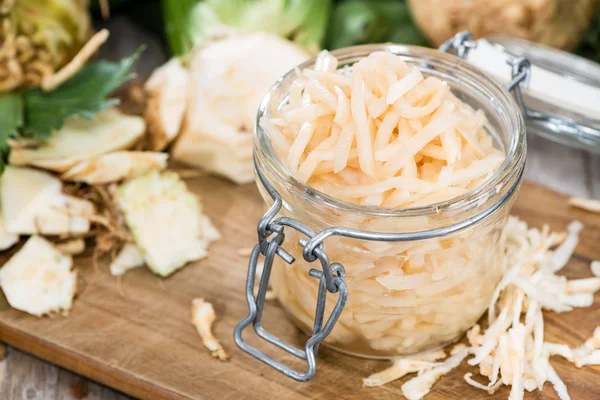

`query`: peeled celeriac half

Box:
[145,58,190,151]
[61,151,168,184]
[171,32,309,184]
[0,236,76,316]
[9,108,146,172]
[115,171,219,277]
[1,166,94,235]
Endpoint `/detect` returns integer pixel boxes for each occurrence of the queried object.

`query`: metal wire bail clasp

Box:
[440,31,534,119]
[233,157,348,382]
[439,31,476,58]
[506,57,533,117]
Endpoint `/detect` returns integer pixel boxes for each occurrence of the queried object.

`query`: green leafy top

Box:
[326,0,429,50]
[162,0,331,57]
[0,93,24,151]
[0,49,142,172]
[22,48,143,138]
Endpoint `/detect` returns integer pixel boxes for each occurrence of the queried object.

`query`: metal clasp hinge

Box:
[233,159,348,382]
[440,31,535,118]
[235,147,522,380]
[439,31,476,58]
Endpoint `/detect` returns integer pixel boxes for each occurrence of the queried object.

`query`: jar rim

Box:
[255,43,526,220]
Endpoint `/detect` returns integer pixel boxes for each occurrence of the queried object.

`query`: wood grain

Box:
[0,347,130,400]
[3,12,600,399]
[0,177,599,400]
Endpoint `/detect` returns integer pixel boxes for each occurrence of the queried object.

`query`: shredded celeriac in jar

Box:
[259,49,514,357]
[260,50,504,208]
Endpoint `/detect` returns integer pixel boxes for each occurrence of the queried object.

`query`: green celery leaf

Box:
[0,92,23,173]
[22,47,144,138]
[0,92,24,146]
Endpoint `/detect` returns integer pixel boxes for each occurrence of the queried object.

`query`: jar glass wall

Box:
[254,44,526,358]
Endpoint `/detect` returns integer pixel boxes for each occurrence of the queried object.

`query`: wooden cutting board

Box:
[0,177,599,400]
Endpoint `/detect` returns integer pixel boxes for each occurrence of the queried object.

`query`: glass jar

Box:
[236,42,526,378]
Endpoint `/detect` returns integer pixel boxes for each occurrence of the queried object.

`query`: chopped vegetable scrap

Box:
[191,298,229,361]
[364,216,600,399]
[61,151,168,184]
[0,206,18,251]
[546,327,600,368]
[1,166,94,235]
[0,236,76,317]
[402,345,469,400]
[9,108,146,173]
[568,196,600,213]
[363,349,446,387]
[109,243,145,277]
[144,59,190,151]
[170,32,309,184]
[115,171,219,277]
[54,238,86,256]
[0,19,226,320]
[592,261,600,277]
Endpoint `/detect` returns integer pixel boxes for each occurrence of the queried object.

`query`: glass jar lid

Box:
[464,36,600,153]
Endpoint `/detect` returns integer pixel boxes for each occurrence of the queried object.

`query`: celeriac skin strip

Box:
[262,50,509,356]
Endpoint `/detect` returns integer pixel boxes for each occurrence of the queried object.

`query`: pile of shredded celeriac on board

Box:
[363,216,600,400]
[261,50,504,207]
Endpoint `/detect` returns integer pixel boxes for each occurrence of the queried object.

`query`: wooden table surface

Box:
[1,15,600,400]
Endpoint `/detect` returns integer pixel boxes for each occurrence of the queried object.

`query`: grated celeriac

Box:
[568,196,600,214]
[191,298,229,361]
[363,349,446,387]
[364,217,600,399]
[261,50,503,206]
[265,49,509,357]
[463,217,599,400]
